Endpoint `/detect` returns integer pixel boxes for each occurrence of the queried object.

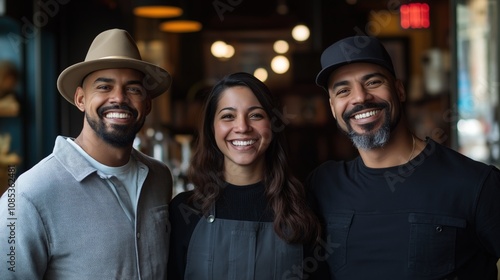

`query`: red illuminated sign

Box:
[400,3,430,29]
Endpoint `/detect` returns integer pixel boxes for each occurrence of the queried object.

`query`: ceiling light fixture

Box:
[254,68,268,82]
[159,1,203,33]
[210,41,234,59]
[160,20,202,33]
[291,24,310,41]
[133,0,183,18]
[273,40,289,54]
[271,55,290,74]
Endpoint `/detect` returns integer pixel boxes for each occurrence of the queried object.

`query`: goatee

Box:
[341,102,400,150]
[86,104,143,148]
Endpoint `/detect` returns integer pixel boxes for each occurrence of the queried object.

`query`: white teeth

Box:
[354,110,379,120]
[231,140,256,146]
[105,112,130,119]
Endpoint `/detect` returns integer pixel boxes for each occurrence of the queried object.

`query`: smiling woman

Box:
[167,72,324,280]
[213,85,272,177]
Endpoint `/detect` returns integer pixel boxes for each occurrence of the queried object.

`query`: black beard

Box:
[86,104,143,148]
[341,102,401,150]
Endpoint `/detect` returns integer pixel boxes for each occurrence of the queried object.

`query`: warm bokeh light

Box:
[210,41,234,59]
[273,40,289,54]
[253,68,268,82]
[160,20,202,33]
[271,55,289,74]
[276,3,289,15]
[211,41,228,58]
[291,24,310,41]
[223,44,235,58]
[133,6,183,18]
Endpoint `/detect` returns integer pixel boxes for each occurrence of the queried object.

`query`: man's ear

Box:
[144,96,152,116]
[395,79,406,103]
[74,87,85,112]
[329,97,337,120]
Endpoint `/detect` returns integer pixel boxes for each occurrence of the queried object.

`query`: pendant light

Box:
[133,0,183,18]
[159,1,202,33]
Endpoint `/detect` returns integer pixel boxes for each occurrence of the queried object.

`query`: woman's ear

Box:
[74,87,86,112]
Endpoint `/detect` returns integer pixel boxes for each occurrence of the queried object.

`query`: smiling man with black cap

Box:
[307,35,500,279]
[0,29,173,279]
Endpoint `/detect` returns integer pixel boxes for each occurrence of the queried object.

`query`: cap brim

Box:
[315,63,346,91]
[57,58,172,105]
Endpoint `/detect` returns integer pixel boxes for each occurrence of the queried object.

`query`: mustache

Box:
[342,102,387,122]
[97,104,139,119]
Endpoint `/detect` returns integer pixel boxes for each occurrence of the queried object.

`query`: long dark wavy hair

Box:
[188,72,321,244]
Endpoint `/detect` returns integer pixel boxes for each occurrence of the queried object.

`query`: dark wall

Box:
[2,0,136,167]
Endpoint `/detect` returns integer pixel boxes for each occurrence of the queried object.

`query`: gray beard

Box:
[344,107,397,150]
[348,122,390,150]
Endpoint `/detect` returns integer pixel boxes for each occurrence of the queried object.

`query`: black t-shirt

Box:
[308,139,500,279]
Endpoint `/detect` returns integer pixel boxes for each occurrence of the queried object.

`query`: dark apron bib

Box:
[184,209,303,280]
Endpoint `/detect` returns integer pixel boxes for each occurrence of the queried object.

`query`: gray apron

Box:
[184,207,304,280]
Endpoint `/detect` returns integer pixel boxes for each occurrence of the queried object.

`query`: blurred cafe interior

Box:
[0,0,499,195]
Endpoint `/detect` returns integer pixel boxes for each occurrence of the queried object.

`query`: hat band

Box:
[93,55,141,60]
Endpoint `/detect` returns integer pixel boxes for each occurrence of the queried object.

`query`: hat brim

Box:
[315,62,348,91]
[57,58,172,105]
[316,58,395,91]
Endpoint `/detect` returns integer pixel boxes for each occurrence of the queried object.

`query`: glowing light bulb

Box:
[223,44,235,58]
[292,24,310,41]
[271,55,289,74]
[273,40,289,54]
[254,68,268,82]
[211,41,228,58]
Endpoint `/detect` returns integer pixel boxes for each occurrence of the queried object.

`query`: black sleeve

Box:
[167,191,201,279]
[474,167,500,258]
[305,171,331,279]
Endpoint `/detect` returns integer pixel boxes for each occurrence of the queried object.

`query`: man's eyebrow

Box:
[125,80,144,86]
[332,80,350,90]
[93,78,144,86]
[331,72,387,90]
[361,72,387,81]
[93,77,114,84]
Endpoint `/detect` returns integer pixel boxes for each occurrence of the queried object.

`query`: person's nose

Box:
[234,116,251,133]
[351,84,372,104]
[109,87,128,103]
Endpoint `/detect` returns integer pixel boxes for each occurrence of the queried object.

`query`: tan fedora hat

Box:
[57,28,172,105]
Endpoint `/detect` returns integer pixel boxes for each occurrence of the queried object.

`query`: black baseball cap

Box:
[316,36,395,91]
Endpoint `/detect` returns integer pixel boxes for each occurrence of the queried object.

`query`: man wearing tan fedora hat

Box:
[0,29,173,279]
